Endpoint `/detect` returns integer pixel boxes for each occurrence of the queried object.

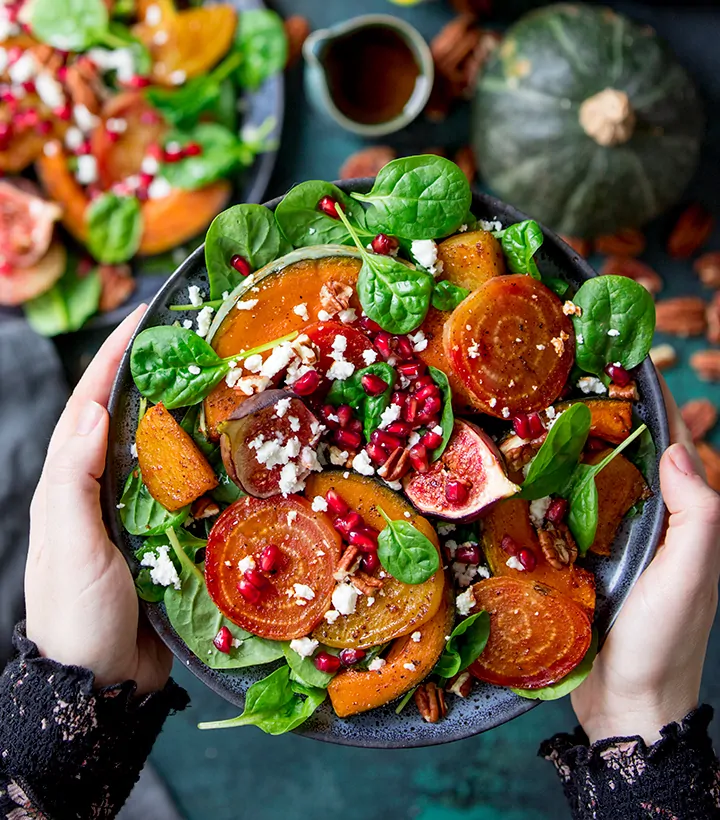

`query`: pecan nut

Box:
[499,434,545,473]
[655,296,707,337]
[65,59,104,115]
[333,545,360,581]
[608,380,639,401]
[98,263,135,313]
[378,446,411,482]
[697,442,720,493]
[649,343,678,371]
[351,571,384,596]
[691,350,720,383]
[284,15,310,69]
[560,235,591,258]
[339,146,397,181]
[668,203,714,259]
[538,523,578,570]
[681,399,717,442]
[594,227,646,258]
[446,670,473,698]
[319,281,353,315]
[707,292,720,345]
[695,252,720,289]
[191,496,220,520]
[600,257,663,296]
[415,681,448,723]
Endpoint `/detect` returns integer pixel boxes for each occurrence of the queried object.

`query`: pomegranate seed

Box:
[244,568,269,590]
[395,336,414,360]
[518,548,537,572]
[360,315,382,333]
[362,551,380,573]
[321,405,341,428]
[420,395,442,417]
[366,442,388,464]
[53,103,72,121]
[335,404,353,428]
[546,498,568,525]
[500,535,519,556]
[16,108,39,129]
[147,142,164,160]
[414,375,434,390]
[416,412,440,429]
[361,372,389,396]
[326,489,349,516]
[76,140,92,156]
[136,186,149,202]
[183,141,202,157]
[237,577,262,604]
[106,130,120,144]
[371,429,403,451]
[0,122,11,144]
[403,396,419,423]
[334,512,362,537]
[445,479,469,503]
[513,415,532,440]
[408,444,430,473]
[586,436,607,452]
[422,430,443,449]
[339,648,366,666]
[317,195,341,219]
[397,361,425,379]
[335,429,362,450]
[259,543,281,572]
[386,420,412,437]
[0,90,15,104]
[293,370,321,396]
[455,544,481,564]
[605,362,632,387]
[36,119,53,135]
[213,625,233,654]
[140,109,163,125]
[347,418,363,435]
[391,390,406,407]
[528,412,545,439]
[415,383,439,403]
[349,529,378,551]
[127,75,151,88]
[139,171,154,187]
[374,331,394,359]
[314,651,341,673]
[22,80,35,94]
[57,66,68,82]
[0,260,13,276]
[371,233,398,255]
[163,145,184,163]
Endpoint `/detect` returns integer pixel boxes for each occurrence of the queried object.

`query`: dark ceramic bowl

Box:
[102,181,669,748]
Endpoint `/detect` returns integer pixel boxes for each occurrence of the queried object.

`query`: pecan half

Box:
[649,344,678,371]
[538,523,577,570]
[191,496,220,520]
[320,281,353,315]
[681,399,717,442]
[98,263,135,313]
[655,297,707,337]
[600,257,663,295]
[695,252,720,289]
[594,227,646,258]
[499,433,545,473]
[668,204,714,259]
[697,442,720,493]
[334,545,360,580]
[415,681,448,723]
[339,146,397,181]
[560,235,591,258]
[351,571,383,597]
[65,59,104,115]
[446,670,473,698]
[691,350,720,382]
[378,446,411,482]
[284,15,310,69]
[608,380,639,401]
[707,292,720,345]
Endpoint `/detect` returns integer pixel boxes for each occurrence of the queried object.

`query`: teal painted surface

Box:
[149,1,720,817]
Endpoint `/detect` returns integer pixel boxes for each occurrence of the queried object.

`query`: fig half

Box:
[219,389,321,498]
[404,419,519,520]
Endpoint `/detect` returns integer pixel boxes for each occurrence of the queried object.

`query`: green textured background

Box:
[147,1,720,817]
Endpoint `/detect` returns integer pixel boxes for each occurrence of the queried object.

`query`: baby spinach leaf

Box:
[326,363,397,441]
[164,528,284,670]
[205,204,291,300]
[119,467,189,536]
[87,193,143,264]
[274,180,368,248]
[566,424,648,554]
[161,123,248,190]
[572,276,656,376]
[180,405,218,459]
[27,0,109,51]
[431,280,470,311]
[351,155,472,240]
[198,666,326,733]
[512,630,598,701]
[520,404,592,500]
[282,643,336,689]
[428,367,454,461]
[494,220,543,279]
[24,261,101,337]
[211,463,245,505]
[234,8,287,91]
[377,509,439,585]
[435,610,490,679]
[543,276,570,299]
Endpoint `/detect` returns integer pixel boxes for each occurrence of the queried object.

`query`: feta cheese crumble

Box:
[140,545,181,590]
[275,397,292,418]
[196,306,214,338]
[361,349,378,366]
[410,239,440,276]
[456,588,475,616]
[607,328,621,337]
[411,632,422,643]
[506,556,525,571]
[236,299,259,311]
[289,637,318,658]
[332,583,359,615]
[238,555,256,573]
[352,450,375,476]
[293,303,309,321]
[311,495,328,512]
[529,496,552,528]
[577,376,607,395]
[368,658,386,671]
[293,584,315,601]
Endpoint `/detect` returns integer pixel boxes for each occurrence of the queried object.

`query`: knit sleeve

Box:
[0,622,189,820]
[540,705,720,820]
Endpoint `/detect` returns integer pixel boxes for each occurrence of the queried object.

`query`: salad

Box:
[0,0,285,334]
[118,154,657,734]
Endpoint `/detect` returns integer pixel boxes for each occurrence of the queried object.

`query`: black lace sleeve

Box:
[540,705,720,820]
[0,622,190,820]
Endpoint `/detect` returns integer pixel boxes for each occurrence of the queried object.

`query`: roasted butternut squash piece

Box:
[136,403,218,510]
[554,399,633,445]
[436,229,505,292]
[328,586,453,717]
[35,144,90,242]
[585,450,651,556]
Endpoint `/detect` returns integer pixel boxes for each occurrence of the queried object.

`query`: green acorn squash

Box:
[472,3,704,238]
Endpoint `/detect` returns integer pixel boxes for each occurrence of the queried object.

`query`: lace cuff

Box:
[0,622,189,820]
[540,705,720,820]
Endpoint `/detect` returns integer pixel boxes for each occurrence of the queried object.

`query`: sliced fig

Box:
[404,419,519,520]
[0,179,62,269]
[219,389,322,498]
[0,242,67,306]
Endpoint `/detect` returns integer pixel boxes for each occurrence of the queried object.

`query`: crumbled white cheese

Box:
[274,397,292,418]
[361,349,378,365]
[35,72,64,109]
[607,329,620,337]
[468,340,480,359]
[563,301,582,317]
[130,442,138,458]
[577,376,607,395]
[293,303,309,321]
[409,330,428,352]
[410,239,440,276]
[195,306,214,338]
[243,353,263,373]
[332,583,359,615]
[383,480,402,491]
[324,609,341,624]
[254,436,301,469]
[378,404,402,429]
[289,637,318,658]
[231,638,243,649]
[169,69,186,85]
[260,342,295,379]
[338,308,357,324]
[318,309,332,322]
[489,398,497,408]
[73,103,99,133]
[289,416,301,433]
[437,523,456,536]
[408,431,421,447]
[453,562,478,588]
[188,365,201,376]
[187,285,203,307]
[327,360,355,381]
[368,658,386,672]
[140,545,181,590]
[294,584,315,601]
[448,671,471,697]
[529,496,552,528]
[238,555,256,573]
[352,450,375,476]
[75,155,98,185]
[329,447,349,466]
[506,556,525,571]
[311,495,328,513]
[403,662,418,672]
[501,406,510,419]
[287,510,298,526]
[301,446,322,473]
[148,177,172,199]
[144,2,162,24]
[411,631,422,643]
[479,219,502,232]
[456,588,475,616]
[279,462,305,496]
[366,596,375,606]
[8,52,37,84]
[236,299,259,311]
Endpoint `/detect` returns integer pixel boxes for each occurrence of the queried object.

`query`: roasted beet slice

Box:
[219,389,321,498]
[403,419,519,520]
[303,321,376,376]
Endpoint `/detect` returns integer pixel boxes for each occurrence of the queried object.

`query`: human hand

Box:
[571,380,720,744]
[25,305,172,695]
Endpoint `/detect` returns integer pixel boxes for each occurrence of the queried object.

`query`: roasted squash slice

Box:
[436,229,505,292]
[553,399,633,445]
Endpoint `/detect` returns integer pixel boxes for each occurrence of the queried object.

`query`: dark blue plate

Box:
[102,182,669,748]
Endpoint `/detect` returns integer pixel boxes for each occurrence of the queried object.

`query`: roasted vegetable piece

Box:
[205,496,342,640]
[404,419,519,521]
[307,472,445,649]
[585,449,651,556]
[136,402,218,510]
[468,577,592,689]
[35,144,90,243]
[0,242,66,306]
[303,321,376,380]
[328,585,453,717]
[435,229,505,292]
[481,496,596,617]
[444,275,574,417]
[552,399,633,445]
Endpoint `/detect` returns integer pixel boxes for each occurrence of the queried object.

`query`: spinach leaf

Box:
[566,424,648,554]
[164,528,284,670]
[572,276,656,376]
[520,404,592,500]
[87,193,143,264]
[119,467,189,536]
[274,180,369,248]
[205,204,291,300]
[351,155,472,240]
[27,0,109,51]
[211,463,245,505]
[435,610,490,678]
[428,366,454,460]
[234,8,287,91]
[134,529,207,601]
[377,509,439,585]
[326,363,397,441]
[431,280,470,311]
[512,630,598,701]
[493,220,543,279]
[180,405,218,459]
[24,261,101,337]
[161,123,249,190]
[282,643,336,689]
[198,666,325,734]
[543,276,570,299]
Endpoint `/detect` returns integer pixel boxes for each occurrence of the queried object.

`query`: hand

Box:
[572,380,720,744]
[25,305,172,696]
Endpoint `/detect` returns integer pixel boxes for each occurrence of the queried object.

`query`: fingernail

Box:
[76,401,104,436]
[667,443,698,476]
